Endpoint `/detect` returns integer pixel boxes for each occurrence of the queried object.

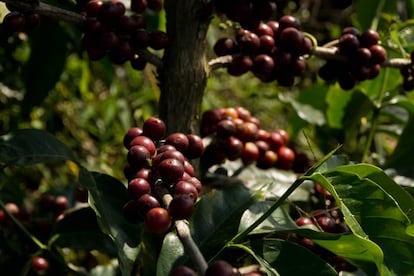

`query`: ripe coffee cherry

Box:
[169,195,194,220]
[150,30,169,50]
[252,54,275,80]
[170,265,197,276]
[54,196,69,214]
[127,145,151,168]
[369,45,387,64]
[137,194,160,215]
[223,136,244,160]
[205,260,234,276]
[185,177,202,192]
[131,29,151,49]
[237,31,260,53]
[256,150,278,169]
[145,207,172,234]
[268,131,285,150]
[183,160,195,176]
[174,180,198,201]
[158,158,185,183]
[214,37,239,56]
[123,127,143,148]
[129,136,156,156]
[85,0,103,16]
[128,178,151,199]
[279,15,301,30]
[227,54,253,76]
[360,29,379,47]
[165,133,190,153]
[339,33,360,53]
[153,150,186,167]
[3,11,26,33]
[317,216,337,232]
[241,142,260,165]
[98,1,126,25]
[295,217,314,226]
[134,167,153,181]
[32,256,49,273]
[216,119,237,138]
[142,117,166,141]
[276,146,295,170]
[185,134,204,159]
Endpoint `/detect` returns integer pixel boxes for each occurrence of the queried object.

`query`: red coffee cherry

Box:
[32,256,49,273]
[145,207,172,234]
[157,158,185,183]
[168,194,194,220]
[142,117,167,141]
[165,133,190,153]
[128,178,151,199]
[205,260,234,276]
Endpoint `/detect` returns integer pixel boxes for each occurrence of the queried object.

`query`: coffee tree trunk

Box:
[158,0,212,134]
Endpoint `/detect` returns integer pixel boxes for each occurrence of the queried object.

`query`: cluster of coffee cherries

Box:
[318,27,387,90]
[80,0,167,68]
[294,183,354,272]
[214,16,313,87]
[1,4,40,35]
[201,106,311,173]
[213,0,277,29]
[122,117,205,234]
[399,50,414,91]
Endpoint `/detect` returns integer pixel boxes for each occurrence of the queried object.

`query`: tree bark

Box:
[159,0,212,134]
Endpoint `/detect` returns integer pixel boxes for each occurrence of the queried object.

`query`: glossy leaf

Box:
[79,169,141,276]
[308,165,414,275]
[50,207,116,255]
[156,232,185,276]
[246,238,337,276]
[238,201,298,235]
[189,185,255,261]
[0,129,77,166]
[22,20,69,113]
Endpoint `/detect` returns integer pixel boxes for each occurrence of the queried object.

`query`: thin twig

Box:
[2,0,86,24]
[175,220,208,274]
[208,46,412,71]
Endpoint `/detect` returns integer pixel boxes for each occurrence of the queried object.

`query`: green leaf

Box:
[386,116,414,173]
[326,87,352,128]
[79,169,141,276]
[50,207,117,255]
[0,129,77,166]
[238,201,298,235]
[227,243,279,276]
[246,239,337,276]
[310,166,414,275]
[190,185,255,261]
[156,232,185,276]
[279,92,326,126]
[22,19,69,113]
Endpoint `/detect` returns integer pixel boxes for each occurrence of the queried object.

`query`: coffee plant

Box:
[1,0,414,275]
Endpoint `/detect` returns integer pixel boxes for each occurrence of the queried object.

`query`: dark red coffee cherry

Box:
[205,260,234,276]
[128,145,151,169]
[158,158,185,183]
[170,265,197,276]
[227,54,253,76]
[145,207,172,234]
[150,30,169,50]
[174,180,198,201]
[142,117,167,141]
[168,194,194,220]
[129,135,156,156]
[295,217,314,226]
[3,11,26,33]
[123,127,143,149]
[165,133,190,153]
[241,142,260,165]
[54,196,69,214]
[214,37,239,56]
[128,178,151,199]
[137,194,160,215]
[276,146,295,170]
[185,134,204,159]
[32,256,49,273]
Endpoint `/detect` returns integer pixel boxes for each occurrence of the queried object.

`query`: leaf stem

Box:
[0,200,47,250]
[370,0,386,31]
